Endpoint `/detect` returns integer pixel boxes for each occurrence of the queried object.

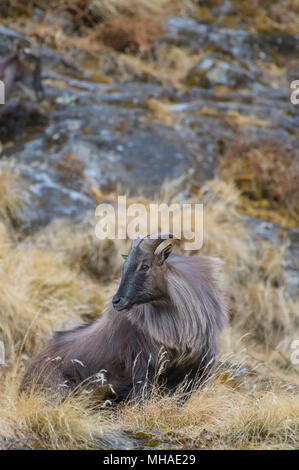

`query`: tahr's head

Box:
[112,233,176,312]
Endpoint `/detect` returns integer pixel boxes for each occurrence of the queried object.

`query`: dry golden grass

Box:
[4,0,195,53]
[0,170,298,450]
[193,0,299,35]
[4,0,194,21]
[229,0,299,34]
[3,0,201,89]
[0,165,25,227]
[105,45,204,88]
[32,217,125,282]
[217,139,299,227]
[119,380,299,449]
[86,0,195,21]
[0,371,123,450]
[223,392,299,449]
[0,241,105,365]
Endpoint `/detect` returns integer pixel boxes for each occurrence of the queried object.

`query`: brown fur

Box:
[0,49,43,104]
[20,244,227,402]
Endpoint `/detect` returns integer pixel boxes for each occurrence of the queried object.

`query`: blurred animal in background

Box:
[21,233,227,403]
[0,42,44,114]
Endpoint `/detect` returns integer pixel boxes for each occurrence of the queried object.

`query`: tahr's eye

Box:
[141,264,150,272]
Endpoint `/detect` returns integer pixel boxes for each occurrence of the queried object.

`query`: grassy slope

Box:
[0,0,298,450]
[0,168,298,450]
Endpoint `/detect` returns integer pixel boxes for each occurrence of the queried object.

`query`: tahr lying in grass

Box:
[21,233,227,402]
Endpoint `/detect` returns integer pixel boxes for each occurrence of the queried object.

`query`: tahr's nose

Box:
[112,295,121,306]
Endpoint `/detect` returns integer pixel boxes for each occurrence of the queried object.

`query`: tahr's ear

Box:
[154,240,173,265]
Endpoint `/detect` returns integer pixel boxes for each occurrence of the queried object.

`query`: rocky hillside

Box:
[0,1,298,450]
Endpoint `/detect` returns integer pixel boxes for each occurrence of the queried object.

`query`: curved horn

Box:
[139,232,178,253]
